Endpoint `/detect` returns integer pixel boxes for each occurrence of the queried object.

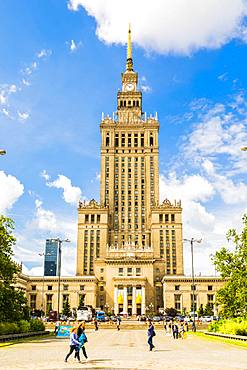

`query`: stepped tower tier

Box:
[76,26,184,314]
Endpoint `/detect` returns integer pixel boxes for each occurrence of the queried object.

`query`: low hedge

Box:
[208,319,247,336]
[0,319,45,335]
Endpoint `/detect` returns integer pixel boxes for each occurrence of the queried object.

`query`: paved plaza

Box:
[0,329,247,370]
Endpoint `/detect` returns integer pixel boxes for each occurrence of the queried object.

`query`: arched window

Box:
[120,100,123,107]
[128,100,131,106]
[150,134,153,146]
[136,100,139,107]
[133,100,136,107]
[124,100,126,107]
[106,133,110,147]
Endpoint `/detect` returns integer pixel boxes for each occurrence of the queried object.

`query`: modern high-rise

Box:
[44,239,58,276]
[76,27,184,314]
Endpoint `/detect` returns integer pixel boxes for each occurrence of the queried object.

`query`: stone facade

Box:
[16,273,97,314]
[163,276,226,315]
[76,27,183,314]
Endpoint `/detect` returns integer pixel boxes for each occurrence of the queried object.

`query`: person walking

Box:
[116,316,121,331]
[64,328,81,363]
[93,318,99,331]
[172,322,179,339]
[78,326,88,360]
[147,320,155,351]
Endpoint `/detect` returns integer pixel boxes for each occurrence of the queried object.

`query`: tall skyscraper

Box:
[44,239,58,276]
[76,27,184,314]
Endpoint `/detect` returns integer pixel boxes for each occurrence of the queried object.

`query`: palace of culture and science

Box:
[17,28,224,316]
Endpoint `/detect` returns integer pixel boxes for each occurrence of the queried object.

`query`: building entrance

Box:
[136,304,141,315]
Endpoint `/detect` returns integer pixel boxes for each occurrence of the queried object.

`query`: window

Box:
[100,268,104,273]
[174,294,181,311]
[47,285,52,291]
[175,285,180,291]
[208,285,213,291]
[30,294,36,309]
[127,267,132,276]
[118,267,124,276]
[31,285,36,291]
[63,284,69,291]
[80,285,85,291]
[106,134,110,146]
[91,214,95,223]
[191,285,196,291]
[97,215,100,223]
[100,286,104,291]
[171,214,175,222]
[159,214,163,223]
[85,214,89,223]
[136,267,141,276]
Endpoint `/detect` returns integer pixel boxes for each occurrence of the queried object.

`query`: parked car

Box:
[139,315,147,321]
[201,316,212,322]
[110,315,117,322]
[152,316,162,322]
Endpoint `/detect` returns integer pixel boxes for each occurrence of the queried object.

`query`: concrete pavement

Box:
[0,329,247,370]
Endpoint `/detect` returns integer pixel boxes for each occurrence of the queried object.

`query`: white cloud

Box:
[68,0,247,55]
[37,49,52,59]
[160,173,214,203]
[0,171,24,214]
[44,173,82,205]
[183,95,247,175]
[40,169,50,181]
[67,39,82,52]
[34,199,57,231]
[17,111,29,121]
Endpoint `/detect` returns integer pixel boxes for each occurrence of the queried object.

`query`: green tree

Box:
[165,307,177,317]
[212,214,247,318]
[62,298,71,317]
[198,304,204,317]
[0,216,29,322]
[78,295,85,310]
[204,303,214,316]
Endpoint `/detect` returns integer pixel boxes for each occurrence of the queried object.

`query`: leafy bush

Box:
[29,319,45,332]
[0,319,45,335]
[19,320,30,333]
[208,319,247,336]
[0,322,19,335]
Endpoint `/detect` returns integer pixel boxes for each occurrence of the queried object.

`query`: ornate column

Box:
[114,286,118,314]
[123,286,128,313]
[141,285,146,314]
[132,286,136,315]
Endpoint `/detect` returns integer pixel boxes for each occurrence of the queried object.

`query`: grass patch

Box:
[190,331,247,349]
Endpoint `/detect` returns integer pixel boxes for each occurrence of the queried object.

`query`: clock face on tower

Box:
[124,83,134,92]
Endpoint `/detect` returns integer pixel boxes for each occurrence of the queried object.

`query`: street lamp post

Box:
[56,238,70,320]
[183,238,202,332]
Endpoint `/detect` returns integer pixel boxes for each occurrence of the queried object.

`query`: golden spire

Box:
[126,23,133,71]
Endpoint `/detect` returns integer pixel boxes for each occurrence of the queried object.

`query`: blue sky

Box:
[0,0,247,276]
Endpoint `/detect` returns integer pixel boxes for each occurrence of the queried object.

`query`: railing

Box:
[0,330,49,343]
[205,332,247,341]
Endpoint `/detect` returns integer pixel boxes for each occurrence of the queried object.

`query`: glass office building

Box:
[44,239,58,276]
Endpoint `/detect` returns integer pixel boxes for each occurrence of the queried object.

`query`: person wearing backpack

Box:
[77,326,88,360]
